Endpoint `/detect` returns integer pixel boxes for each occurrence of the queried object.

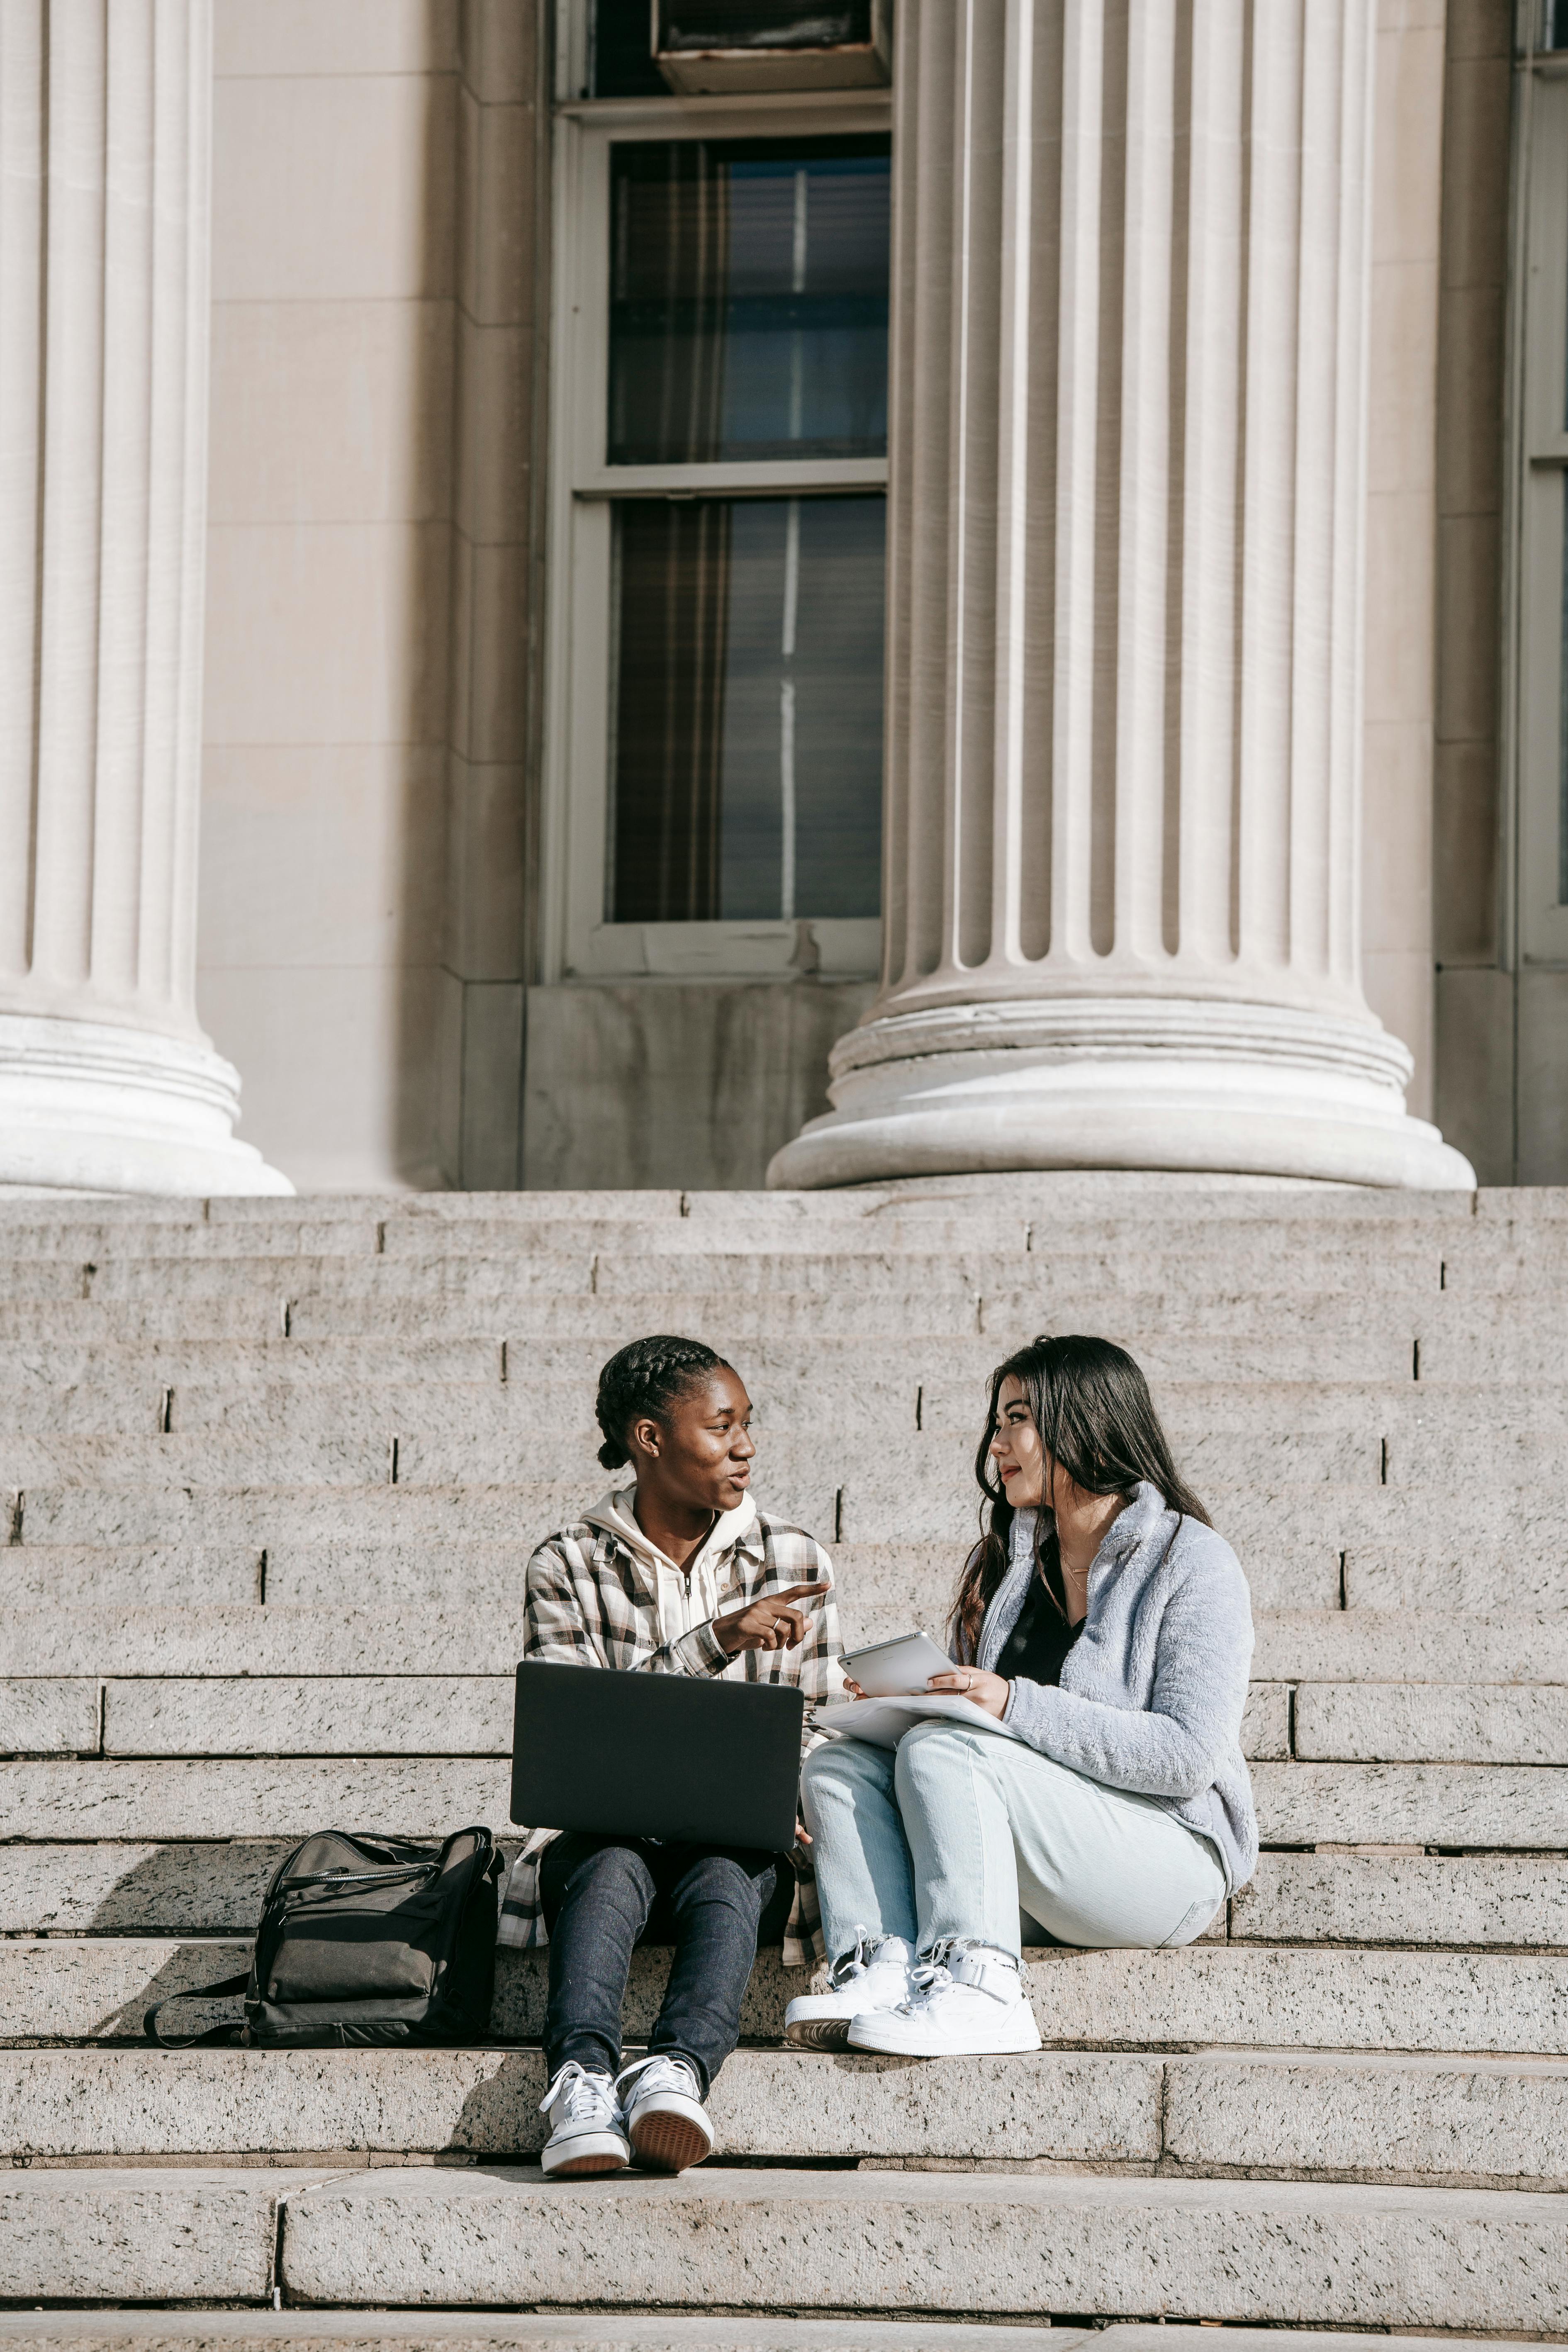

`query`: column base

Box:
[767,997,1476,1192]
[0,1013,294,1196]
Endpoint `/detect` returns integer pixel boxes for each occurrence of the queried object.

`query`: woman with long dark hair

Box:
[785,1333,1256,2060]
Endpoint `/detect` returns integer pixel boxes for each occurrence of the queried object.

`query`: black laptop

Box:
[510,1659,807,1852]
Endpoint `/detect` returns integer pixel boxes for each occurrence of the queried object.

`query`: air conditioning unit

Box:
[653,0,891,93]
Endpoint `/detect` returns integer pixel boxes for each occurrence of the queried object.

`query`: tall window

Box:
[544,16,891,982]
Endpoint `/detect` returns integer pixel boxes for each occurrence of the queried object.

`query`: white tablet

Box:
[839,1629,954,1697]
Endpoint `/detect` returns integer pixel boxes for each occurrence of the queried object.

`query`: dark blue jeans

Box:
[539,1833,793,2096]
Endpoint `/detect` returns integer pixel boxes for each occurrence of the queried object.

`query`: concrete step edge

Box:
[0,2323,1542,2352]
[4,2042,1568,2188]
[1,2162,1566,2324]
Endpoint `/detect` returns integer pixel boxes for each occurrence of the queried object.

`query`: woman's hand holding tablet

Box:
[837,1630,954,1697]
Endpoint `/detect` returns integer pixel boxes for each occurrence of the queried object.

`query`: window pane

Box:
[589,0,668,97]
[608,138,890,464]
[609,495,884,923]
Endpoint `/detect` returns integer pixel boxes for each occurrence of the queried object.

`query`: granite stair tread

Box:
[0,1753,1562,1842]
[0,1602,1559,1679]
[0,2327,1550,2352]
[4,2042,1568,2188]
[0,2163,1564,2325]
[5,1938,1568,2054]
[4,1842,1565,1947]
[0,2316,1074,2352]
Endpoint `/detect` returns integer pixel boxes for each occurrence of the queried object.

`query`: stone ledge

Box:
[1234,1850,1568,1947]
[0,2166,336,2301]
[0,1240,1465,1297]
[0,2325,1547,2352]
[275,2165,1568,2328]
[3,2047,1568,2187]
[11,1479,1568,1566]
[8,1841,1568,1947]
[3,1756,1559,1846]
[0,2318,1072,2352]
[2,1604,1563,1681]
[0,1676,1285,1767]
[5,1941,1568,2056]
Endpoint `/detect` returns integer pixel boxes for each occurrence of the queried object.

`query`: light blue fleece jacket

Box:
[968,1482,1258,1892]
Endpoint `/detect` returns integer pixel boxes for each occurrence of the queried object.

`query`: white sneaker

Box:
[784,1930,916,2051]
[846,1940,1042,2057]
[538,2060,630,2177]
[616,2053,715,2173]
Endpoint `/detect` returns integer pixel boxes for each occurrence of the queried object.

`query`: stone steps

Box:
[11,1376,1547,1442]
[0,1603,1549,1678]
[5,1941,1566,2055]
[4,2044,1568,2189]
[0,2328,1544,2352]
[4,1313,1557,1378]
[0,1331,1430,1384]
[2,1753,1556,1846]
[0,1248,1473,1300]
[0,2162,1558,2330]
[4,1296,1563,1383]
[0,1433,1405,1503]
[0,1672,1290,1762]
[0,1534,1553,1614]
[0,1180,1563,2334]
[0,1230,1557,1289]
[0,1200,1485,1252]
[1232,1851,1568,1945]
[0,1285,1493,1337]
[5,1478,1559,1585]
[4,1843,1565,1948]
[0,1425,1393,1490]
[0,2317,1076,2352]
[7,1673,1563,1766]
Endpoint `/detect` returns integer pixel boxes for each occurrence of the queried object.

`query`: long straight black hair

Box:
[948,1333,1210,1662]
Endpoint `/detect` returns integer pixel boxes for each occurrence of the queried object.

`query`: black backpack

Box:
[146,1827,503,2048]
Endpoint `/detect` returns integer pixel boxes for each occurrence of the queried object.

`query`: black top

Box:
[998,1571,1083,1690]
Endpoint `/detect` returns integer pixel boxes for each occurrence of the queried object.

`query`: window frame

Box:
[540,27,892,984]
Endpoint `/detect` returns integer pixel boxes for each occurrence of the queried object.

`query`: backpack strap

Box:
[144,1971,251,2048]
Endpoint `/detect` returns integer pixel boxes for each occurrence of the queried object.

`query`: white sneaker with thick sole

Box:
[616,2053,716,2173]
[783,1929,916,2051]
[538,2060,631,2177]
[846,1940,1043,2057]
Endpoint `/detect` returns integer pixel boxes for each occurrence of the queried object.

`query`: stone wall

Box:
[521,979,876,1191]
[1433,0,1514,1181]
[197,0,466,1191]
[1362,0,1446,1120]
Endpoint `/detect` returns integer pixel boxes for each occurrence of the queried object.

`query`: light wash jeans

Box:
[800,1720,1227,1962]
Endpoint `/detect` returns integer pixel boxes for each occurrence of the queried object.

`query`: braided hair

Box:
[594,1334,733,1472]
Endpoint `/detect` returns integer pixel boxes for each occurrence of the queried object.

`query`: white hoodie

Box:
[585,1485,763,1659]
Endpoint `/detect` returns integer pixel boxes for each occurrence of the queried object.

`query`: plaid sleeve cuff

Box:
[670,1618,732,1676]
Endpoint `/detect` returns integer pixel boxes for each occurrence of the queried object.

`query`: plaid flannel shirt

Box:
[498,1490,841,1968]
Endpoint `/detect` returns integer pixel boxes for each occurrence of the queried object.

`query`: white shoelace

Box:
[901,1937,1020,2011]
[538,2059,618,2124]
[616,2053,701,2105]
[830,1925,881,1984]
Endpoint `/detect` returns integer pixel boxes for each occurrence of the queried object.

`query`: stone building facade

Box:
[0,0,1546,1195]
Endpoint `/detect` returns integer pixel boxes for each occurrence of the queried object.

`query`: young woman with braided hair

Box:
[501,1334,841,2178]
[786,1333,1256,2060]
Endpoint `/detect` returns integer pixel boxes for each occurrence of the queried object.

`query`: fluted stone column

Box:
[770,0,1473,1192]
[0,0,288,1194]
